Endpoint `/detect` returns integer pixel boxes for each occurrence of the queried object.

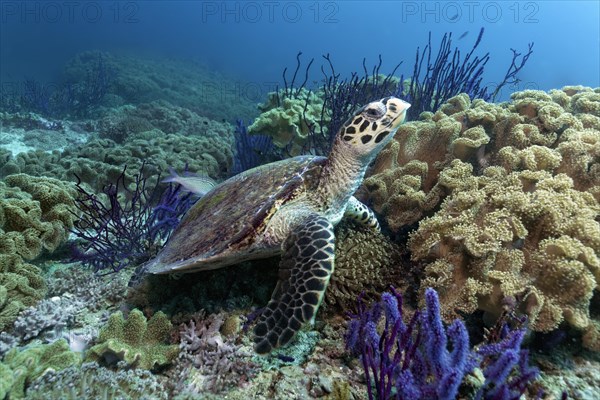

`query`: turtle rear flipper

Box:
[253,214,335,354]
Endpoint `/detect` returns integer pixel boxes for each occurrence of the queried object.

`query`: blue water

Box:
[1,0,598,103]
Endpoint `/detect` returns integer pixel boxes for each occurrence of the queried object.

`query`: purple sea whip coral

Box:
[400,28,534,120]
[270,29,533,155]
[70,162,196,274]
[346,288,539,400]
[232,119,278,174]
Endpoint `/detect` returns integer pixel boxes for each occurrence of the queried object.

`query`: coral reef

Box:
[97,100,234,143]
[1,101,235,192]
[360,87,600,232]
[85,309,179,370]
[248,88,327,155]
[1,53,111,118]
[325,221,404,311]
[170,311,258,395]
[0,255,47,332]
[2,131,232,192]
[1,49,599,400]
[0,173,75,332]
[2,50,257,122]
[0,174,76,260]
[71,51,258,121]
[408,163,599,341]
[346,288,538,400]
[355,86,600,357]
[0,339,81,399]
[0,112,91,158]
[26,361,168,400]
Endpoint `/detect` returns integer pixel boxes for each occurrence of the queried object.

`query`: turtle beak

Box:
[385,98,411,130]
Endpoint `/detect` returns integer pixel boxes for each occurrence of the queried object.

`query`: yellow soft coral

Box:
[528,236,598,330]
[248,88,328,155]
[497,145,562,172]
[555,128,600,194]
[0,254,47,331]
[363,87,600,236]
[409,163,600,338]
[0,175,76,260]
[360,160,431,229]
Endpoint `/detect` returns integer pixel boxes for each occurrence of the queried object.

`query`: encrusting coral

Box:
[26,362,168,400]
[85,309,180,370]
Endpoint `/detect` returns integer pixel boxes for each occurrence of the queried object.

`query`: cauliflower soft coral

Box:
[409,161,600,347]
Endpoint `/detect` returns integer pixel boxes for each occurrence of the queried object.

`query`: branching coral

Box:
[172,311,257,395]
[85,309,179,370]
[46,264,126,311]
[13,294,83,341]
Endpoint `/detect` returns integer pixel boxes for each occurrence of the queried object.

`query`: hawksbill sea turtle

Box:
[142,97,410,354]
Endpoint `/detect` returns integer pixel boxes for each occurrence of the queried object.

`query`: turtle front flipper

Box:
[253,214,335,354]
[344,196,380,230]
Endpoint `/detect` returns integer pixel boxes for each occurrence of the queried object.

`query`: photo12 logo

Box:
[0,1,140,24]
[200,1,340,23]
[198,81,279,104]
[400,1,540,23]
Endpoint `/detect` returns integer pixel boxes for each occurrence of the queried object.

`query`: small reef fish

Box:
[162,167,217,196]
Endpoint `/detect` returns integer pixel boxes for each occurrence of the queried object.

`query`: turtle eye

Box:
[362,104,386,119]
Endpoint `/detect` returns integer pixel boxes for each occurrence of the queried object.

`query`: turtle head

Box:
[339,96,410,159]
